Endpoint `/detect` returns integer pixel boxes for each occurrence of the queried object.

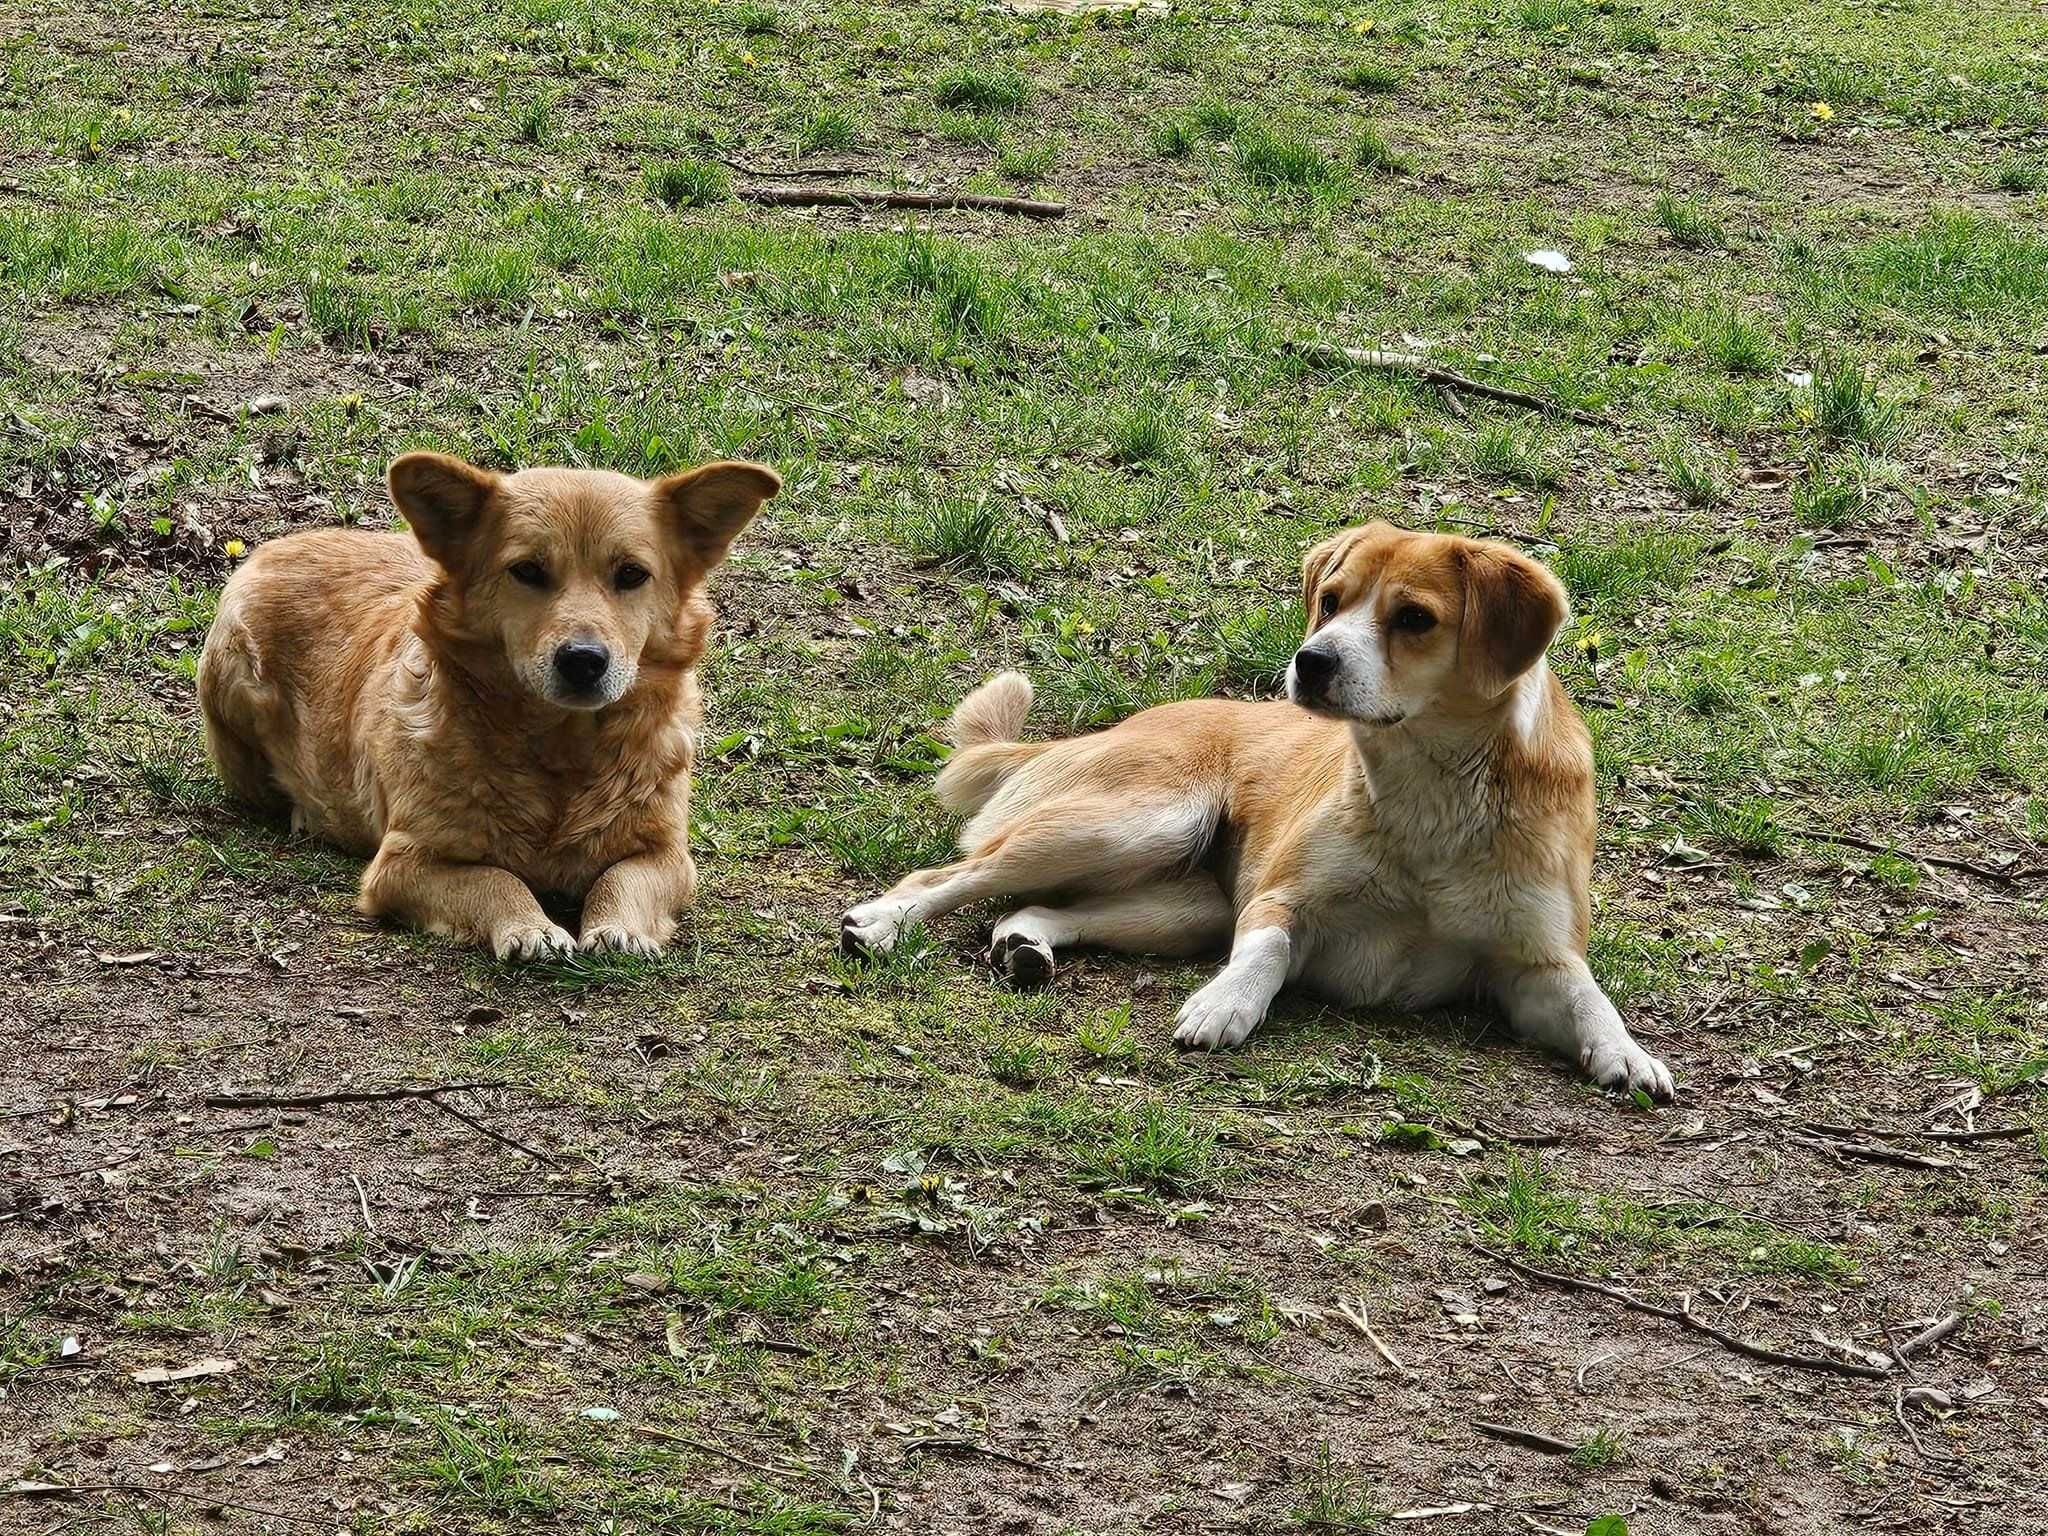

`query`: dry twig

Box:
[739,186,1067,218]
[1478,1245,1892,1380]
[1284,341,1609,426]
[204,1080,507,1109]
[901,1436,1057,1474]
[1791,1133,1956,1172]
[1472,1421,1578,1456]
[1787,825,2038,885]
[1895,1312,1964,1361]
[1334,1295,1410,1374]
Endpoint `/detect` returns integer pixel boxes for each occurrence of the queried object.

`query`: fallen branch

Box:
[1478,1245,1892,1380]
[1283,341,1608,427]
[203,1080,506,1109]
[739,186,1067,219]
[1472,1421,1578,1456]
[1334,1296,1410,1375]
[1786,825,2037,885]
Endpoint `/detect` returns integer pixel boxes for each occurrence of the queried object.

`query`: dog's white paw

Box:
[1173,974,1267,1051]
[840,897,915,958]
[580,923,663,958]
[1582,1034,1676,1103]
[493,920,576,962]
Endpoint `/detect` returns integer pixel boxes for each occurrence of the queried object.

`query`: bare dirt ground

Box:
[4,1,2046,1533]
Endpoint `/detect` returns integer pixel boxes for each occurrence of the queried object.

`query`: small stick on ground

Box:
[204,1080,507,1109]
[1806,1119,2034,1146]
[1792,1133,1956,1172]
[636,1425,811,1485]
[1575,1349,1624,1393]
[1786,825,2037,885]
[1895,1311,1964,1361]
[1921,1125,2037,1144]
[901,1436,1057,1474]
[1283,340,1609,427]
[738,186,1067,219]
[349,1173,376,1241]
[1893,1386,1934,1462]
[1334,1296,1410,1375]
[1472,1420,1578,1456]
[420,1092,558,1168]
[716,156,864,179]
[0,1482,321,1525]
[1478,1245,1892,1380]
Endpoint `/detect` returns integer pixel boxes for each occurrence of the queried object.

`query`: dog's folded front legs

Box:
[1493,957,1675,1102]
[579,843,698,956]
[1174,899,1298,1051]
[360,833,573,960]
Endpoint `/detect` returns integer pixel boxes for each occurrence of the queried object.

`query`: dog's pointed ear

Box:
[656,461,781,570]
[1300,522,1393,630]
[389,453,499,569]
[1458,540,1569,697]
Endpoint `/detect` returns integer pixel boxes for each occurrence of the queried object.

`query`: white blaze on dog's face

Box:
[1286,521,1569,726]
[387,453,779,710]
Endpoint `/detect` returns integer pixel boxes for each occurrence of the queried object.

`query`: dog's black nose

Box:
[1292,646,1338,693]
[553,640,611,690]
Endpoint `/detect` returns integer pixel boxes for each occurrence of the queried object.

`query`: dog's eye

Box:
[1391,604,1437,634]
[614,562,651,592]
[508,560,548,588]
[1317,590,1341,622]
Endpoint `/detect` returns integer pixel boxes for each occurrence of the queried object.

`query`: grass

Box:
[1809,354,1903,448]
[933,64,1027,114]
[1655,193,1726,251]
[1234,128,1342,193]
[1464,1154,1856,1280]
[645,158,729,209]
[7,0,2045,1524]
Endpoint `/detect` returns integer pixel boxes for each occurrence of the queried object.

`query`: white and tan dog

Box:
[842,521,1674,1100]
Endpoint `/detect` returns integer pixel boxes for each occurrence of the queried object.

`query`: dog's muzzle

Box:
[553,639,611,696]
[1289,644,1339,704]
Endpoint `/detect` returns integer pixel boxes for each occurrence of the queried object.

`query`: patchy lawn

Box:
[2,1,2044,1532]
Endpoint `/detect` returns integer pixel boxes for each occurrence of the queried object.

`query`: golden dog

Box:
[198,452,779,959]
[843,521,1674,1099]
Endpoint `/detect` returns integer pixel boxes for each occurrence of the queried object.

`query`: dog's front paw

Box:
[1173,974,1267,1051]
[580,923,663,958]
[1582,1034,1676,1103]
[840,897,914,959]
[492,920,576,962]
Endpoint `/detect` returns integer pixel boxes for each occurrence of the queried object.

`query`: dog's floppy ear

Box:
[389,453,499,569]
[656,461,781,570]
[1457,540,1569,697]
[1300,521,1393,629]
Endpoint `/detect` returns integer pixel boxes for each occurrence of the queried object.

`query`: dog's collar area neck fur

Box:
[1345,666,1549,783]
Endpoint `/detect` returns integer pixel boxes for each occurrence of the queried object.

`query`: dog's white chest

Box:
[1290,823,1508,1009]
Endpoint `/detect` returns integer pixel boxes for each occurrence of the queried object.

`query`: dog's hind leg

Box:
[988,872,1232,985]
[840,794,1215,958]
[203,717,286,812]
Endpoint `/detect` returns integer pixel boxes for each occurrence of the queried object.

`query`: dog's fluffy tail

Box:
[934,671,1040,813]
